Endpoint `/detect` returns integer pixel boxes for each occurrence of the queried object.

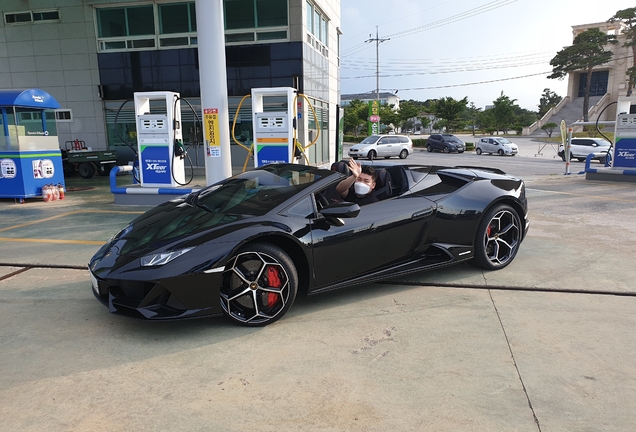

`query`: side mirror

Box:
[319,201,360,219]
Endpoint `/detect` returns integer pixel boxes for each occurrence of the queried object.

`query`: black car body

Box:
[426,134,466,153]
[89,162,528,326]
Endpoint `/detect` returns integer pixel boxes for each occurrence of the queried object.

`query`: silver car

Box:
[348,134,413,160]
[475,137,518,156]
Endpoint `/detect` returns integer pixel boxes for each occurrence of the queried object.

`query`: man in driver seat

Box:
[335,159,379,205]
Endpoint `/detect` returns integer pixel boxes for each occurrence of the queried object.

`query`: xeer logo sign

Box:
[147,163,167,173]
[617,151,635,158]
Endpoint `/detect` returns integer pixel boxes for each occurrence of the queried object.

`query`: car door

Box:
[487,138,498,153]
[429,134,441,150]
[309,194,437,290]
[376,136,392,157]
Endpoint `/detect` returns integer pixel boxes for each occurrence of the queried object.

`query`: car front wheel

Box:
[472,204,522,270]
[220,243,298,326]
[498,149,504,156]
[443,146,450,153]
[427,144,433,152]
[367,150,377,160]
[475,148,482,155]
[399,149,409,159]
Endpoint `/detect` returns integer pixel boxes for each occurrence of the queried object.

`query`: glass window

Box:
[256,0,287,27]
[320,17,327,44]
[5,12,32,24]
[306,2,313,31]
[127,6,154,36]
[97,9,126,37]
[97,6,154,38]
[159,3,195,34]
[225,0,255,30]
[257,31,287,41]
[33,10,60,21]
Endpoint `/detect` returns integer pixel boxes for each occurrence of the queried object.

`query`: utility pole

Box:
[365,26,389,104]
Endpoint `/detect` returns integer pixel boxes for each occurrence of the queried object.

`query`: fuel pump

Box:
[133,91,185,187]
[251,87,296,168]
[613,96,636,170]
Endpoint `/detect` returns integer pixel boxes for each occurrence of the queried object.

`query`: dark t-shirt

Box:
[344,185,379,206]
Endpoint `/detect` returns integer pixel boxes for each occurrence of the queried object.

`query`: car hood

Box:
[350,143,372,150]
[89,199,256,269]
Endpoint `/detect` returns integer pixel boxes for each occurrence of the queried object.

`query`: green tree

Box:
[548,28,617,121]
[397,100,420,131]
[418,116,431,133]
[431,96,468,132]
[609,8,636,96]
[378,103,398,132]
[491,93,517,134]
[541,122,558,138]
[343,99,368,138]
[538,88,562,117]
[464,102,482,135]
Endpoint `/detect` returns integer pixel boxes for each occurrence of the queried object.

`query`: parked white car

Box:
[348,134,413,160]
[558,138,611,163]
[475,137,518,156]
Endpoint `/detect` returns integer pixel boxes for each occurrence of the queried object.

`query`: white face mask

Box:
[354,181,371,196]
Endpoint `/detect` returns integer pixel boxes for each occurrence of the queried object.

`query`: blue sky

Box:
[340,0,634,111]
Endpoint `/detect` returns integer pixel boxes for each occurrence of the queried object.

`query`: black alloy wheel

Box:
[427,144,433,152]
[443,146,450,153]
[472,204,522,270]
[399,149,408,159]
[220,243,298,326]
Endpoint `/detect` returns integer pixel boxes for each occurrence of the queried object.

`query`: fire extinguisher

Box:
[42,185,50,202]
[57,183,65,200]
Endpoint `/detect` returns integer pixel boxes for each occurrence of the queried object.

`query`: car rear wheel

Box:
[220,243,298,326]
[399,149,408,159]
[443,146,450,153]
[427,144,433,152]
[475,148,482,155]
[498,149,504,156]
[367,150,377,160]
[472,204,522,270]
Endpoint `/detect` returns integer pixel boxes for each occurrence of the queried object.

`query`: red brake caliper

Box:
[266,266,281,307]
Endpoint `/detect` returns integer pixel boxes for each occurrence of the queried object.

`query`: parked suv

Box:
[475,137,518,156]
[558,138,611,163]
[426,134,465,153]
[348,134,413,160]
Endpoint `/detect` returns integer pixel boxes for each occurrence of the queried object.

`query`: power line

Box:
[390,71,552,91]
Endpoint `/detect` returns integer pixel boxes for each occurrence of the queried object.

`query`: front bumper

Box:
[90,269,224,320]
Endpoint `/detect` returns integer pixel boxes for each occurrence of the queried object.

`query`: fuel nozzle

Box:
[174,139,186,158]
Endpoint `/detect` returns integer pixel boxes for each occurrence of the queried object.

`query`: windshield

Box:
[360,135,381,144]
[443,135,459,142]
[195,165,324,216]
[495,138,511,144]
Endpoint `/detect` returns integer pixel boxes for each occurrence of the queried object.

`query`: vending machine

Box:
[0,88,65,201]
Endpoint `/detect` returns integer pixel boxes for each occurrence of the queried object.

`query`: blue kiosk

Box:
[0,88,65,201]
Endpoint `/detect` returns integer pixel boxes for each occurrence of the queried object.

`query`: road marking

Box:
[526,188,636,203]
[0,209,143,233]
[0,237,105,245]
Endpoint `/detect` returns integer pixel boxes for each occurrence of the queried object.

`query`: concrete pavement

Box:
[1,172,635,431]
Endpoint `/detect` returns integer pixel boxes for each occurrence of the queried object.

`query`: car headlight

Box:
[140,247,194,267]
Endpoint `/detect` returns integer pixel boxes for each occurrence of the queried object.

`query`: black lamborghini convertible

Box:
[89,161,528,326]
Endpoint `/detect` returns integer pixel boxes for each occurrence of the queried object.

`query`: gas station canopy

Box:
[0,88,60,109]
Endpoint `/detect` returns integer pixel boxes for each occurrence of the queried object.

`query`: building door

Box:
[578,71,609,97]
